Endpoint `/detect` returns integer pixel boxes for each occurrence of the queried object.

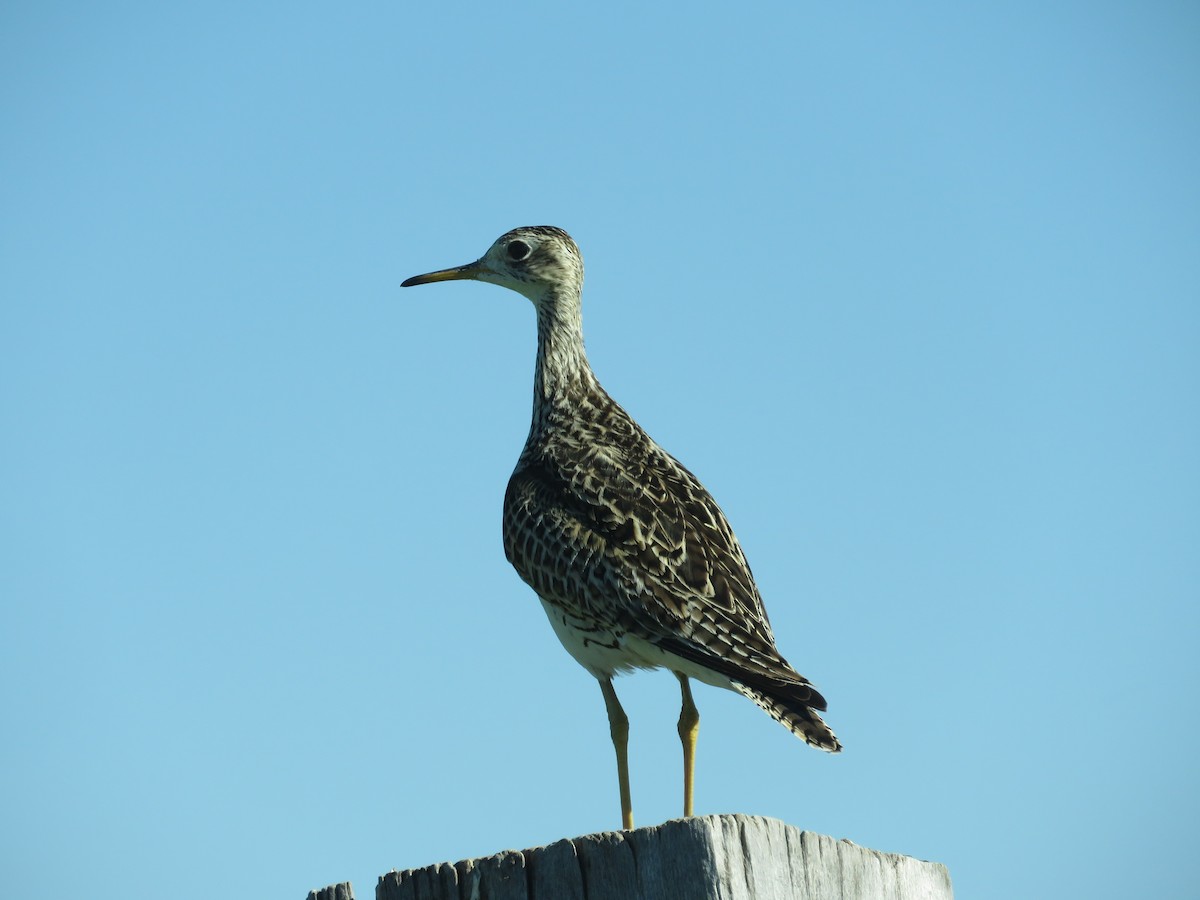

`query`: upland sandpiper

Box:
[402,226,840,830]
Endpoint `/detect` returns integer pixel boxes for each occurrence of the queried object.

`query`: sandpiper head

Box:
[402,226,584,302]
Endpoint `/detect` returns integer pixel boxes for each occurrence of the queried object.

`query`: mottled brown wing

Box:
[503,391,814,693]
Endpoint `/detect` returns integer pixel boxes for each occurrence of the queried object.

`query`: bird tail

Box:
[733,680,843,752]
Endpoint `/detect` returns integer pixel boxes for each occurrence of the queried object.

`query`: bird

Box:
[401,226,840,831]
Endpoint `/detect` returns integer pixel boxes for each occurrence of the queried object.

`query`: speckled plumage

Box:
[402,226,839,826]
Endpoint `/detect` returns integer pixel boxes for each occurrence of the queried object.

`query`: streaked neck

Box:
[533,285,594,404]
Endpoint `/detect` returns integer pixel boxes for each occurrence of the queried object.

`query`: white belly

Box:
[538,597,737,691]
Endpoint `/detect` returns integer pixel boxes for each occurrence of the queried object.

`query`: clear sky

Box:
[2,3,1197,899]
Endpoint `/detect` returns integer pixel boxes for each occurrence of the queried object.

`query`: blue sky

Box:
[2,3,1197,898]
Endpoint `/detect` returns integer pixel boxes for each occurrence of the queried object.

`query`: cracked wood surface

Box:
[348,814,953,900]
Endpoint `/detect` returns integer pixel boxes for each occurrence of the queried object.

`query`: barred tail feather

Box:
[734,681,843,752]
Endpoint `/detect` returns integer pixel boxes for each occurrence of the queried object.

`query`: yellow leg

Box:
[600,677,634,830]
[676,673,700,818]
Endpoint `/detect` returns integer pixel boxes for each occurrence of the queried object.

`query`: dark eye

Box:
[507,240,531,261]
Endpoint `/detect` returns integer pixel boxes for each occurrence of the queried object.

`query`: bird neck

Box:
[532,286,595,405]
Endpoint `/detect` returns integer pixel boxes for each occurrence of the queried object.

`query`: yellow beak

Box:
[401,260,485,288]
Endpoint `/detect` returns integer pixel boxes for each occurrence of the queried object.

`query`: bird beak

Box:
[401,259,487,288]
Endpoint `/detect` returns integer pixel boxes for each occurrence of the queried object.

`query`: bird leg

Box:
[676,672,700,818]
[599,677,634,830]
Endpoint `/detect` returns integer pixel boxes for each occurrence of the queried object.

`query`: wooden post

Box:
[306,883,355,900]
[359,814,953,900]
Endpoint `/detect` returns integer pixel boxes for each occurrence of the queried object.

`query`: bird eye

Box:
[507,240,531,261]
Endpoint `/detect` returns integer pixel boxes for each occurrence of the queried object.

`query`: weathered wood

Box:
[307,882,354,900]
[373,814,953,900]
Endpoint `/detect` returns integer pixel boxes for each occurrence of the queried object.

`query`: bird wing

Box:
[503,393,818,695]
